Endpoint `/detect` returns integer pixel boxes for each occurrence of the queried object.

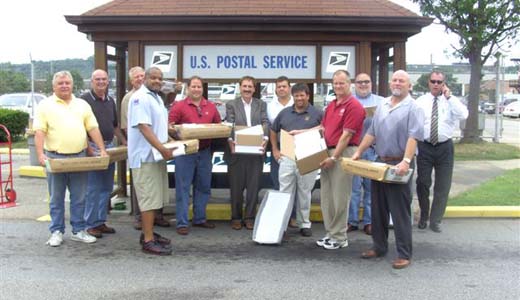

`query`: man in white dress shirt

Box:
[267,76,294,191]
[415,70,468,233]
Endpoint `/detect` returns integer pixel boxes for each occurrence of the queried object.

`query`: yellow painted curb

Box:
[190,203,231,220]
[191,203,325,222]
[19,165,131,182]
[0,148,29,155]
[445,206,520,218]
[19,166,46,178]
[36,214,51,222]
[310,204,323,222]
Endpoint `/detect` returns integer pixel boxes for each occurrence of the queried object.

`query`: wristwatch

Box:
[330,156,338,162]
[403,157,411,164]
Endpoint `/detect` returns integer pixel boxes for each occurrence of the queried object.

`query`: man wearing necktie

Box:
[415,71,468,233]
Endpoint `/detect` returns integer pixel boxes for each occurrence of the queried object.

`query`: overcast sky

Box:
[0,0,516,66]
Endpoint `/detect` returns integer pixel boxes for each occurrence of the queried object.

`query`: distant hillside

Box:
[0,57,95,80]
[0,57,517,82]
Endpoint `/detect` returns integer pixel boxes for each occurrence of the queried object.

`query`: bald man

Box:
[352,70,424,269]
[80,69,126,238]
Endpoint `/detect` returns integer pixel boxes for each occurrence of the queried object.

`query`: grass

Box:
[454,141,520,161]
[11,138,28,149]
[449,169,520,206]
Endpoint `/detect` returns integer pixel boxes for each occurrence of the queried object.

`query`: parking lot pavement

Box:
[0,218,519,300]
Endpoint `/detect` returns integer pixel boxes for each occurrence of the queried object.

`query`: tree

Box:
[413,0,520,143]
[70,70,84,94]
[413,72,462,96]
[0,70,30,94]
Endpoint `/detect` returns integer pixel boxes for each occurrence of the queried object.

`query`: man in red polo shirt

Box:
[316,69,365,250]
[168,76,221,235]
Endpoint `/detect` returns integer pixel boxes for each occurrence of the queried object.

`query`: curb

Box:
[19,166,131,182]
[445,206,520,218]
[0,148,29,155]
[19,166,46,178]
[193,204,326,221]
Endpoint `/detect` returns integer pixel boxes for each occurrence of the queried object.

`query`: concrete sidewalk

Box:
[0,151,519,221]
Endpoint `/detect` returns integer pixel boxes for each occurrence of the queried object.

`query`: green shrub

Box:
[0,109,29,142]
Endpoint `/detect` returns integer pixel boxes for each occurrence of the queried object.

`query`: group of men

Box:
[36,65,467,265]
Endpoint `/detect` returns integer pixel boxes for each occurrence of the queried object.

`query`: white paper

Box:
[152,142,186,161]
[253,191,292,244]
[235,145,264,154]
[236,124,263,135]
[179,123,205,128]
[293,129,326,159]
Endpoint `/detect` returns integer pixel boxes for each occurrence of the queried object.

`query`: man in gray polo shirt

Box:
[270,83,322,237]
[352,70,424,269]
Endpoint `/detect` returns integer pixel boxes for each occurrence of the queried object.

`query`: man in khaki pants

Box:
[316,70,365,250]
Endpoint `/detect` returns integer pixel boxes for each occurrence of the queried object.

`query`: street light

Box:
[29,53,35,125]
[493,53,501,143]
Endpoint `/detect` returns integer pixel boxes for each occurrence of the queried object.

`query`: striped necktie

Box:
[430,96,438,145]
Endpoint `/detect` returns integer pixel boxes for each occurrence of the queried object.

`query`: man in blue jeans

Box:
[34,70,108,247]
[168,76,221,235]
[80,69,127,238]
[348,73,383,235]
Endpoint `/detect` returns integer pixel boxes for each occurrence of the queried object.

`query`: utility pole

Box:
[29,53,35,120]
[493,53,501,143]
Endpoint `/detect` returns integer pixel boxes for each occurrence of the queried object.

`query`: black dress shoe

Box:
[347,224,358,233]
[430,223,442,233]
[418,219,427,229]
[96,224,116,234]
[193,222,216,229]
[300,228,312,237]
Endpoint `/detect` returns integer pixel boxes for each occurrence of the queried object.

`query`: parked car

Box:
[502,101,520,118]
[484,98,518,114]
[0,93,47,116]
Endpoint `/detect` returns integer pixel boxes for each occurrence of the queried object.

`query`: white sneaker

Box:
[71,230,97,244]
[323,239,348,250]
[46,230,63,247]
[316,235,330,247]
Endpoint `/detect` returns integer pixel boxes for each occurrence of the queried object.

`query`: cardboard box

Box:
[341,158,413,183]
[45,156,110,173]
[174,123,231,140]
[280,129,328,175]
[152,139,200,161]
[106,146,127,163]
[170,139,199,155]
[235,125,264,155]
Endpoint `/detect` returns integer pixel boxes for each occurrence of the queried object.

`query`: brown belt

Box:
[379,156,402,162]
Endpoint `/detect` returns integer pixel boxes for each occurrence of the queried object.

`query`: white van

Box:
[0,93,47,117]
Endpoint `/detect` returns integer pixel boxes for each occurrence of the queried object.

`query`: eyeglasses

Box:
[355,80,371,85]
[196,106,202,117]
[430,80,443,85]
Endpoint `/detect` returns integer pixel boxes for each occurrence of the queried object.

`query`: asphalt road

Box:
[0,219,519,300]
[482,115,519,145]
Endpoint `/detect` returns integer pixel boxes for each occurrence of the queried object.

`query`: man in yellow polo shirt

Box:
[34,70,108,247]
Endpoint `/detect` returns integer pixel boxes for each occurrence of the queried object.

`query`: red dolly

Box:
[0,124,17,208]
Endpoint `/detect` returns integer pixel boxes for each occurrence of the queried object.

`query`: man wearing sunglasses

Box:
[347,73,383,236]
[415,71,468,233]
[168,76,222,236]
